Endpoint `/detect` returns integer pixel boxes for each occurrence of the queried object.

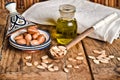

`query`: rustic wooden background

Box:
[0,0,119,10]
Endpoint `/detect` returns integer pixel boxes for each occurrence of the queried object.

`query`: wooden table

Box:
[0,10,120,80]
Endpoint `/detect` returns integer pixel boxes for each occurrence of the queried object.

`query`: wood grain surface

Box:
[0,6,120,80]
[0,10,92,80]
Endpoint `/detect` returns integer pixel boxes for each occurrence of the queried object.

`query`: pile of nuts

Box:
[24,52,84,73]
[88,49,115,64]
[25,55,60,72]
[49,46,67,59]
[14,25,46,46]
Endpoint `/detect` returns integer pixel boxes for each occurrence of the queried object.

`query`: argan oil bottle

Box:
[56,4,77,45]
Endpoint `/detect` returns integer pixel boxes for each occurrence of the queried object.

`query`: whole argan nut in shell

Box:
[16,39,26,45]
[37,35,46,44]
[25,34,32,46]
[14,34,24,40]
[30,40,40,46]
[27,26,39,34]
[32,32,40,40]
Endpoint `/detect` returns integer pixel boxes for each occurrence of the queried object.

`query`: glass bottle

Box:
[56,4,77,45]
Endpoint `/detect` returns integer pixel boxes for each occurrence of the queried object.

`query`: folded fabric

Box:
[22,0,120,43]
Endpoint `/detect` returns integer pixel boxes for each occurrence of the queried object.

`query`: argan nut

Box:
[26,62,32,66]
[48,64,54,68]
[67,64,72,68]
[76,56,84,60]
[25,56,31,60]
[74,65,79,69]
[63,68,69,73]
[14,34,24,40]
[53,66,59,71]
[33,61,39,66]
[25,34,32,46]
[117,57,120,61]
[16,39,26,45]
[41,63,48,68]
[93,59,100,64]
[32,32,40,40]
[30,40,40,46]
[37,34,46,44]
[41,55,48,60]
[27,26,38,34]
[48,68,54,72]
[37,65,45,70]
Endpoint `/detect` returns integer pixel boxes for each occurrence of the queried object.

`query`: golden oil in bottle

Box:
[56,4,77,45]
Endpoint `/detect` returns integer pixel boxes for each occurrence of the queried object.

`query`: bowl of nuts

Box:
[9,25,51,51]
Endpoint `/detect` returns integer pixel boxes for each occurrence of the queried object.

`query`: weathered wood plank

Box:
[0,24,67,80]
[0,22,92,80]
[66,43,92,80]
[0,72,67,80]
[82,37,120,80]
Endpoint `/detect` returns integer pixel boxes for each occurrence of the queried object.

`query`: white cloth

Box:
[22,0,120,44]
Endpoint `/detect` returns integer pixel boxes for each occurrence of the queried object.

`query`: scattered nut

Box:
[93,59,100,64]
[77,52,83,56]
[48,68,55,72]
[41,63,48,68]
[63,68,69,73]
[42,59,49,63]
[74,65,79,69]
[33,61,39,66]
[68,58,76,62]
[67,64,72,68]
[76,56,84,60]
[108,55,114,59]
[26,62,32,66]
[88,56,96,60]
[48,64,54,68]
[25,56,31,60]
[99,59,109,63]
[93,50,105,54]
[53,66,59,71]
[41,55,48,60]
[117,57,120,61]
[37,65,45,70]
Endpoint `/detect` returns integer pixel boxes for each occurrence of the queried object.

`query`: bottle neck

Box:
[60,12,75,20]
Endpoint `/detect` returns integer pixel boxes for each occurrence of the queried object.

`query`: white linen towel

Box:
[22,0,120,43]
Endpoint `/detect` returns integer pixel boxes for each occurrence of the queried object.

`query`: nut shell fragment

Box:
[37,65,45,69]
[48,68,55,72]
[53,66,59,71]
[93,59,100,64]
[25,56,31,60]
[50,46,67,59]
[67,64,72,68]
[63,68,69,73]
[26,62,32,66]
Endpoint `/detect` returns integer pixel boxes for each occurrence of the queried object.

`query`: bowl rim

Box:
[9,39,51,48]
[9,41,51,50]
